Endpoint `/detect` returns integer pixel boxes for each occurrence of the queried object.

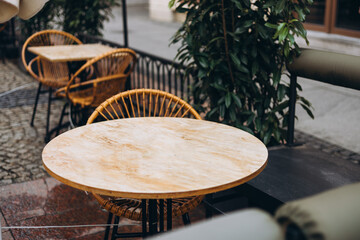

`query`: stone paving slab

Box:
[0,177,206,239]
[0,88,49,108]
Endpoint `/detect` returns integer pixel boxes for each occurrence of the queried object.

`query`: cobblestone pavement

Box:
[0,60,66,186]
[0,60,359,187]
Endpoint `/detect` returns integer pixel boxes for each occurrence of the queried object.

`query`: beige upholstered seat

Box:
[275,182,360,240]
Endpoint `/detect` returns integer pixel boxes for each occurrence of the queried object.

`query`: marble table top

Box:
[28,43,114,62]
[42,118,268,199]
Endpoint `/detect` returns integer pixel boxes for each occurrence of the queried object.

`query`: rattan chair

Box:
[55,48,137,128]
[22,29,82,141]
[87,89,205,239]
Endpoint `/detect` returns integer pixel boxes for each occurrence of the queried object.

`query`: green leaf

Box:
[299,96,311,107]
[275,0,286,14]
[252,61,259,76]
[207,36,224,46]
[235,27,247,34]
[225,93,231,108]
[274,129,281,142]
[284,41,290,57]
[273,69,281,87]
[230,53,241,67]
[300,103,314,119]
[229,108,237,121]
[197,68,207,79]
[242,20,253,28]
[207,107,219,118]
[168,0,175,8]
[231,93,242,108]
[240,54,248,65]
[277,84,286,101]
[255,118,262,131]
[294,5,305,21]
[246,113,255,126]
[264,23,278,29]
[278,27,289,43]
[198,57,209,68]
[210,83,227,92]
[293,21,307,39]
[230,0,243,10]
[263,130,272,145]
[220,104,225,118]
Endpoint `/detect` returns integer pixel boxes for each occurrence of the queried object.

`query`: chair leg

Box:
[55,102,68,136]
[30,82,42,126]
[182,213,191,225]
[44,87,52,143]
[104,212,113,240]
[110,215,120,240]
[142,199,147,238]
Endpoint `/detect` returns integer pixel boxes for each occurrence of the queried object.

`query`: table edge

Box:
[43,159,268,199]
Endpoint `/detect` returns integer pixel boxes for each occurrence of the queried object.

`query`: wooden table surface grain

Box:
[42,118,268,199]
[28,43,114,62]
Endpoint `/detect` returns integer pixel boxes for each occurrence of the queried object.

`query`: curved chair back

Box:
[87,88,201,124]
[64,48,137,108]
[21,29,82,88]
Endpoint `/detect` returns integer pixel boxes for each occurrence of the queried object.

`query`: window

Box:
[305,0,360,38]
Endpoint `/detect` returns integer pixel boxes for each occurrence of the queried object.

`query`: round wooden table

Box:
[42,117,268,235]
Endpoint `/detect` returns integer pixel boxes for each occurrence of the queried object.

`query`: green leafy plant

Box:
[170,0,314,145]
[62,0,118,36]
[19,0,118,39]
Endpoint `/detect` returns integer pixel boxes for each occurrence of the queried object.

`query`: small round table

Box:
[42,117,268,235]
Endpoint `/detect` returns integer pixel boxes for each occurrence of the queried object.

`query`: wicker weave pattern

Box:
[87,89,204,221]
[87,89,201,123]
[56,48,137,108]
[22,30,82,88]
[93,195,204,221]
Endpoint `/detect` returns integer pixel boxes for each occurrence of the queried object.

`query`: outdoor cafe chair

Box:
[87,89,205,239]
[55,48,137,128]
[21,29,82,140]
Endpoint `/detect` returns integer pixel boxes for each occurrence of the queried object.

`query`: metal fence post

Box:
[287,74,297,146]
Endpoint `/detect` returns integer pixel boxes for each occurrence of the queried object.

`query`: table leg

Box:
[159,200,164,232]
[167,199,172,231]
[141,199,147,238]
[148,199,158,235]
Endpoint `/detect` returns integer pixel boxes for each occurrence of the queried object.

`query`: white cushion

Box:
[150,208,283,240]
[275,182,360,240]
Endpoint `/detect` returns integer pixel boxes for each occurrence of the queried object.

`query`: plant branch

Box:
[221,0,235,87]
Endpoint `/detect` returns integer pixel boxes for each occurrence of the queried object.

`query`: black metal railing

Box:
[78,34,192,102]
